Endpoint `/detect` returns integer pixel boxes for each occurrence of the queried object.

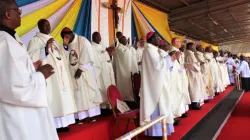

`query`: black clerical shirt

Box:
[0,25,16,39]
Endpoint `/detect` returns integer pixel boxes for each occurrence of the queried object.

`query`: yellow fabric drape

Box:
[133,1,172,43]
[16,0,68,37]
[51,0,82,44]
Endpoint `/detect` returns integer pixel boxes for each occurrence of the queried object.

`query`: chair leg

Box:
[132,119,138,140]
[112,119,118,140]
[134,118,139,127]
[125,119,130,133]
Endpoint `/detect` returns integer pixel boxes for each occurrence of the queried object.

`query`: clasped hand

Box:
[74,69,82,79]
[46,38,54,51]
[37,64,55,79]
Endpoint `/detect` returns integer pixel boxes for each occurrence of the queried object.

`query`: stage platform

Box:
[59,86,235,140]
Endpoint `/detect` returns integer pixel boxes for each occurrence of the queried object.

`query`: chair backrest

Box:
[131,72,141,102]
[107,85,122,116]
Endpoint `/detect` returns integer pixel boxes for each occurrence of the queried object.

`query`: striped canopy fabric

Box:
[132,1,172,43]
[16,0,218,51]
[16,0,92,46]
[131,1,218,50]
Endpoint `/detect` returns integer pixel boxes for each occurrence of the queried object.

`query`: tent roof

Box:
[138,0,250,46]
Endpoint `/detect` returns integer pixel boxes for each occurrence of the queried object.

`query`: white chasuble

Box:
[204,53,225,92]
[140,43,174,125]
[91,42,116,103]
[137,47,144,62]
[185,50,207,102]
[27,32,46,62]
[0,31,58,140]
[113,43,139,101]
[169,47,190,116]
[15,33,26,49]
[68,34,103,113]
[177,52,191,105]
[195,51,214,97]
[213,58,226,91]
[28,33,74,93]
[136,47,144,71]
[222,58,231,86]
[226,57,236,83]
[28,33,77,119]
[217,56,230,87]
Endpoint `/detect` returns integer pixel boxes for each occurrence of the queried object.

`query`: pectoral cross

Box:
[103,0,124,29]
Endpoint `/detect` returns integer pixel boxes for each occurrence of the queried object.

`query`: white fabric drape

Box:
[117,0,132,41]
[91,0,109,48]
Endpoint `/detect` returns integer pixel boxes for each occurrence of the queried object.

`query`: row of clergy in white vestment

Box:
[23,19,143,131]
[25,22,244,134]
[139,31,249,137]
[26,20,116,130]
[14,19,245,134]
[1,22,245,137]
[2,1,248,139]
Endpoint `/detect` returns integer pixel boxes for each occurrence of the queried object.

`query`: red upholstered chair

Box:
[107,85,139,140]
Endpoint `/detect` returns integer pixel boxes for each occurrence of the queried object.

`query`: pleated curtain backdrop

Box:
[16,0,92,46]
[16,0,37,7]
[73,0,92,41]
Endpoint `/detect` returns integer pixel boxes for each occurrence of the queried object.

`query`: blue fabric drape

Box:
[131,9,138,48]
[73,0,92,41]
[16,0,38,7]
[131,9,138,43]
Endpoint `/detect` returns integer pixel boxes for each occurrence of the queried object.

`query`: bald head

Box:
[172,38,182,49]
[0,0,21,29]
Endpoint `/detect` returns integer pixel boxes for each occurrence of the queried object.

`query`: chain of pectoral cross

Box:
[39,37,67,91]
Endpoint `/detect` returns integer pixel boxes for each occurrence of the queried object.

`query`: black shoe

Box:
[215,92,220,96]
[86,117,96,122]
[151,136,162,139]
[56,127,70,133]
[174,119,181,126]
[191,102,201,110]
[75,119,83,124]
[181,113,188,118]
[204,100,209,103]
